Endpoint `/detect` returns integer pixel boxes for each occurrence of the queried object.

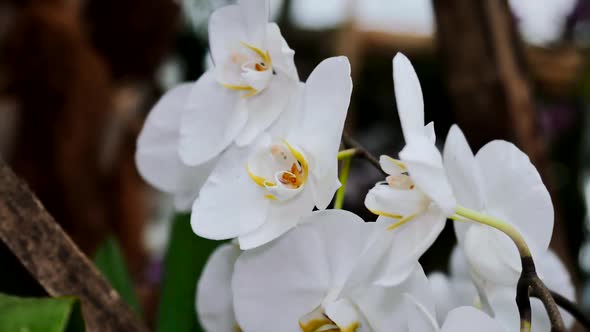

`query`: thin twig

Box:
[529,277,566,331]
[542,290,590,330]
[341,133,387,176]
[516,256,565,332]
[0,160,148,332]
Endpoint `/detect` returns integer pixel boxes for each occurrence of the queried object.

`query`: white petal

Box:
[266,82,305,138]
[179,70,246,165]
[172,158,219,211]
[441,307,506,332]
[196,243,241,332]
[324,298,361,331]
[475,140,553,258]
[443,125,484,246]
[308,172,341,210]
[234,73,296,146]
[266,23,298,81]
[427,272,455,324]
[345,208,446,291]
[353,265,435,332]
[232,209,372,332]
[393,53,424,143]
[379,155,405,176]
[135,84,204,193]
[238,0,269,47]
[364,183,430,219]
[449,246,470,280]
[191,145,269,240]
[404,293,439,332]
[373,208,447,286]
[237,188,315,250]
[294,56,352,182]
[208,4,247,67]
[400,136,456,216]
[424,122,436,143]
[464,225,521,286]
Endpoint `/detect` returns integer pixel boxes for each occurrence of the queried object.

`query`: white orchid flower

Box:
[179,0,299,167]
[429,246,575,332]
[196,242,241,332]
[190,57,352,249]
[405,293,507,332]
[232,209,434,332]
[364,53,456,282]
[136,0,298,208]
[443,125,554,287]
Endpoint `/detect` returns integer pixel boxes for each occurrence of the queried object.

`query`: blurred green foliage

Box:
[156,213,221,332]
[94,236,142,316]
[0,293,85,332]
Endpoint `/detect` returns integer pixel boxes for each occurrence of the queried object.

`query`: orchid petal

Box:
[464,225,521,286]
[235,73,296,146]
[379,155,405,176]
[393,53,424,143]
[196,243,241,332]
[179,70,246,166]
[308,173,341,210]
[441,307,506,332]
[324,299,361,331]
[373,208,447,286]
[266,23,298,81]
[136,83,215,211]
[238,0,269,47]
[232,210,372,332]
[424,122,436,143]
[294,56,352,188]
[404,293,439,332]
[237,189,315,250]
[353,265,435,332]
[427,272,455,324]
[191,145,269,240]
[443,125,484,246]
[364,183,430,219]
[475,140,554,258]
[208,5,247,67]
[400,136,456,216]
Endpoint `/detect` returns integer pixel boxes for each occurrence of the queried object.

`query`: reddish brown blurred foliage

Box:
[1,0,179,285]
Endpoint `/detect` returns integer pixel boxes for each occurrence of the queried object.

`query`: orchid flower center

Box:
[367,157,431,230]
[222,42,273,97]
[247,139,309,202]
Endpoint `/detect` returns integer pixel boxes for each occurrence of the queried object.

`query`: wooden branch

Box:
[0,160,148,332]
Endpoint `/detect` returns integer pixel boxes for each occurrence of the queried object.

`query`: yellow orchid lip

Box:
[246,139,309,201]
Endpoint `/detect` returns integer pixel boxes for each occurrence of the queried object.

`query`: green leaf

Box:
[156,213,221,332]
[0,293,85,332]
[93,236,142,316]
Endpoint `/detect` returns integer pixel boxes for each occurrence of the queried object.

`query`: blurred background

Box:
[1,0,590,330]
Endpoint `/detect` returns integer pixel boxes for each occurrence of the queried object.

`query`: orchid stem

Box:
[452,205,566,332]
[453,206,531,257]
[334,156,352,209]
[337,148,357,160]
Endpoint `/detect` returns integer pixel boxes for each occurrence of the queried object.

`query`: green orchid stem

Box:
[453,206,531,258]
[334,156,352,209]
[337,148,357,160]
[452,205,566,332]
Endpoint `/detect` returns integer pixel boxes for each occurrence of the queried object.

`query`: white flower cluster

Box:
[135,1,575,331]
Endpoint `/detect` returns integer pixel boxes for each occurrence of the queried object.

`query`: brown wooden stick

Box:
[0,159,148,332]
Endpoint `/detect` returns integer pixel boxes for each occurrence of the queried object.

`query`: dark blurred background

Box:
[1,0,590,328]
